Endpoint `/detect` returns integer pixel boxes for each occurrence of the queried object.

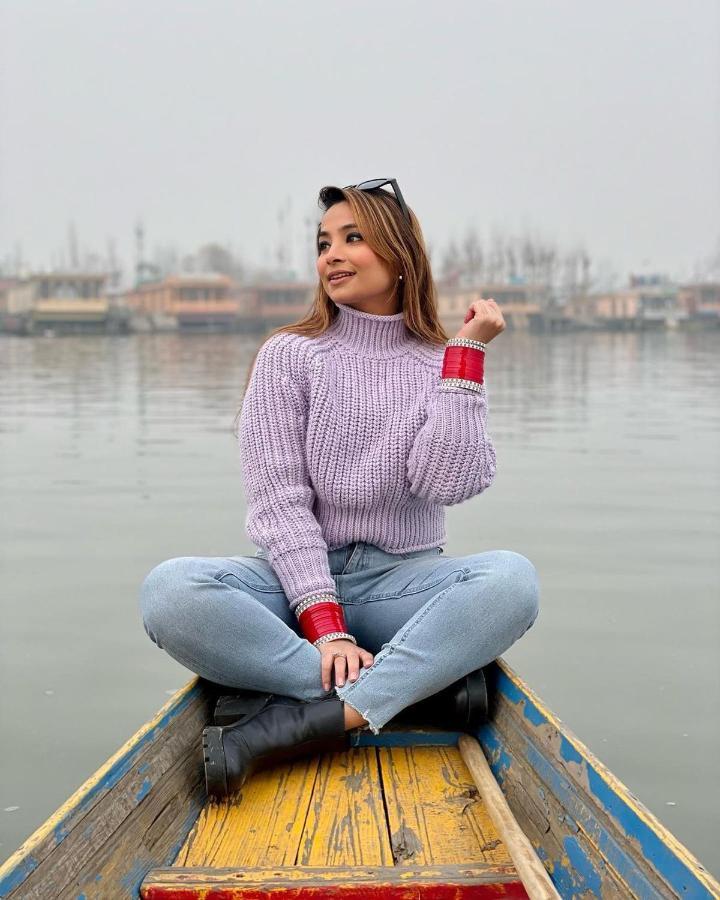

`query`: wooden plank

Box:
[487,660,720,899]
[480,715,652,898]
[174,756,320,867]
[495,718,644,898]
[379,745,513,867]
[141,864,526,899]
[484,663,666,897]
[1,679,212,899]
[57,750,205,900]
[458,735,560,900]
[299,748,392,867]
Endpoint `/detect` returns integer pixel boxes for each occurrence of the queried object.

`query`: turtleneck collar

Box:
[326,301,416,358]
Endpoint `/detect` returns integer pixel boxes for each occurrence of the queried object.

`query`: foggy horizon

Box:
[1,0,719,285]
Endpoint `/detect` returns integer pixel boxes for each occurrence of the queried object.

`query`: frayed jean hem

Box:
[334,685,382,735]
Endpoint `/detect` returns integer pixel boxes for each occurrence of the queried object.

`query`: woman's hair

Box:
[237,184,449,424]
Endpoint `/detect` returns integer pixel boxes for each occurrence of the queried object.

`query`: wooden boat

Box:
[1,659,717,899]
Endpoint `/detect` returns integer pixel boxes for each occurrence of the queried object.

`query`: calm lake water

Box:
[1,329,718,875]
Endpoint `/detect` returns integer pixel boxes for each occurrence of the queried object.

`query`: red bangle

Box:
[442,345,484,384]
[298,602,348,644]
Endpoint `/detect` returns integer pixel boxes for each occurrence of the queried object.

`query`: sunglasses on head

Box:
[343,178,411,224]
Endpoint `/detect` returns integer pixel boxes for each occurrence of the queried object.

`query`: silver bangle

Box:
[446,337,487,352]
[439,377,485,393]
[313,632,357,647]
[294,593,339,618]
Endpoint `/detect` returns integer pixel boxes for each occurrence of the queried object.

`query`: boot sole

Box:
[202,726,229,800]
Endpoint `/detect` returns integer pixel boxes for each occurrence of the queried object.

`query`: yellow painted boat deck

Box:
[175,745,512,871]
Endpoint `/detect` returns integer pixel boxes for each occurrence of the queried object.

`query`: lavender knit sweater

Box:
[238,301,496,612]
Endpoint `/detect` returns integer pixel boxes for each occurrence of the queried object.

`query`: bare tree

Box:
[580,250,591,293]
[67,222,79,270]
[441,239,463,286]
[487,231,505,283]
[505,245,518,282]
[521,235,537,283]
[692,235,720,281]
[462,227,484,285]
[197,242,245,280]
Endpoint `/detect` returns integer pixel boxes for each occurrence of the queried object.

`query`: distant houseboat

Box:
[678,282,720,327]
[235,281,316,334]
[124,274,239,332]
[2,273,120,335]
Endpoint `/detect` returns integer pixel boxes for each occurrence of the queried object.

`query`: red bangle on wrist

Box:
[442,345,484,384]
[297,602,348,644]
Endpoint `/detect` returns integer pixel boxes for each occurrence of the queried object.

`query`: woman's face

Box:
[316,201,397,312]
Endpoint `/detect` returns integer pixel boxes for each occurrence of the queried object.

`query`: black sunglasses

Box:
[344,178,411,224]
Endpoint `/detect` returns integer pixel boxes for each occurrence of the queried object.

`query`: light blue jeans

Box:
[139,542,540,734]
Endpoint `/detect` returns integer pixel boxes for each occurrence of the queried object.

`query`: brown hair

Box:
[237,184,449,424]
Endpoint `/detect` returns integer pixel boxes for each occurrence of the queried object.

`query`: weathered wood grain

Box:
[379,745,513,868]
[141,863,525,899]
[57,750,205,900]
[0,679,213,899]
[299,748,392,867]
[458,735,560,900]
[485,661,695,899]
[174,756,320,868]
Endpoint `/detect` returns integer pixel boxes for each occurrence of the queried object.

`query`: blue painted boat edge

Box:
[479,718,667,898]
[0,678,203,898]
[485,659,720,898]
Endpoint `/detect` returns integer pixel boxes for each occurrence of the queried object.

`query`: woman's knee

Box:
[139,556,209,645]
[498,550,540,631]
[468,550,539,632]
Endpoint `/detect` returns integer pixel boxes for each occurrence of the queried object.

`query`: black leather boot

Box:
[212,668,490,734]
[213,689,273,726]
[202,695,348,800]
[388,667,489,731]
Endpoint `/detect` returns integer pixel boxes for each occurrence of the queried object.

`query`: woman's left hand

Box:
[319,638,374,691]
[454,297,506,345]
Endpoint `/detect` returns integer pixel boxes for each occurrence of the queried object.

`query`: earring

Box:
[398,274,403,281]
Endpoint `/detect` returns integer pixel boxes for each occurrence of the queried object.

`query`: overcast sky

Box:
[1,0,718,283]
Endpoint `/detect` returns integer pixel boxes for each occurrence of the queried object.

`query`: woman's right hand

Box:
[319,638,374,691]
[455,297,505,344]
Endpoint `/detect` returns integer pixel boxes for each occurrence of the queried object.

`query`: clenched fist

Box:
[455,297,506,345]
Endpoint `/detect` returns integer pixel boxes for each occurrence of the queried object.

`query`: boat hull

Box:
[0,660,717,899]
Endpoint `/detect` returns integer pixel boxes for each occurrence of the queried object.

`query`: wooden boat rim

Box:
[0,676,202,886]
[494,657,718,892]
[1,661,718,896]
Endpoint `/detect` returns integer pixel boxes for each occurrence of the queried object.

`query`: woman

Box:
[139,179,540,800]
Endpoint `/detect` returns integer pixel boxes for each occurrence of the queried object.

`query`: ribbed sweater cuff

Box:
[269,546,338,612]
